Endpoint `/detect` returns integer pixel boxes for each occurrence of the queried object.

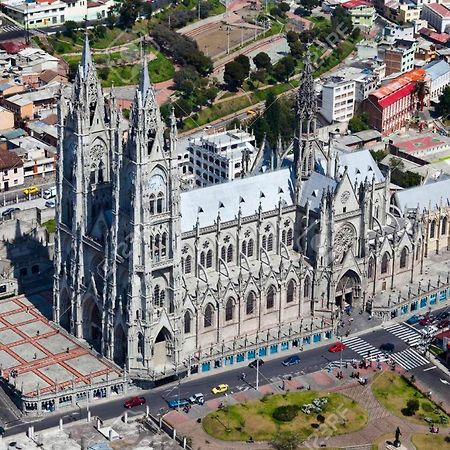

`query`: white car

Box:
[421,325,438,336]
[188,393,205,405]
[45,199,56,208]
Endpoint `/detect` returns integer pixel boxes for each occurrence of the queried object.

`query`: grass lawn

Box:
[308,16,331,31]
[372,372,449,425]
[411,433,450,450]
[202,391,367,442]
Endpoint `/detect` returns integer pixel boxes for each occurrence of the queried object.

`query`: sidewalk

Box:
[163,363,450,450]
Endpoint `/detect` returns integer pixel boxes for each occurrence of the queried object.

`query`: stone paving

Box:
[164,363,450,450]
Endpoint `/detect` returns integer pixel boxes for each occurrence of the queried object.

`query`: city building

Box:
[380,39,417,76]
[52,38,450,382]
[421,3,450,33]
[3,0,67,29]
[383,24,415,42]
[424,58,450,101]
[0,149,24,191]
[342,0,376,30]
[0,106,14,130]
[320,77,356,123]
[186,129,258,187]
[364,68,426,135]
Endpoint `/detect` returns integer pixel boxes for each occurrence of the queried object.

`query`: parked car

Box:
[248,358,265,369]
[188,393,205,405]
[124,396,146,408]
[419,316,432,326]
[211,384,229,395]
[168,398,190,409]
[1,207,20,218]
[43,186,56,199]
[328,342,346,353]
[45,199,56,208]
[380,343,395,353]
[421,325,438,336]
[23,186,39,195]
[406,315,420,325]
[282,355,301,366]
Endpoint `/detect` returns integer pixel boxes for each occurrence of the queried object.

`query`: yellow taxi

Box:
[211,383,229,395]
[23,186,40,195]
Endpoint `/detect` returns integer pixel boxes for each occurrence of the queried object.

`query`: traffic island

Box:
[372,372,449,426]
[201,391,368,442]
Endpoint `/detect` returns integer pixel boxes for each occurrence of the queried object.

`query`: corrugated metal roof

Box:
[395,178,450,211]
[424,59,450,81]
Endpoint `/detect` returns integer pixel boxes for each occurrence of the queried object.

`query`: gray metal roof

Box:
[180,168,295,232]
[338,149,385,185]
[300,171,337,211]
[395,178,450,211]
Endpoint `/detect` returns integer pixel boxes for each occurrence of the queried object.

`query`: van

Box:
[167,398,190,409]
[43,186,56,199]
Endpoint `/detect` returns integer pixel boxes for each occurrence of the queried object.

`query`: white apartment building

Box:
[320,77,356,123]
[62,0,114,22]
[421,3,450,33]
[424,58,450,101]
[187,130,257,187]
[3,0,66,28]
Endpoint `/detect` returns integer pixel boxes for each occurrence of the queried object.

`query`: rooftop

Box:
[425,2,450,18]
[342,0,371,7]
[424,58,450,81]
[0,149,23,170]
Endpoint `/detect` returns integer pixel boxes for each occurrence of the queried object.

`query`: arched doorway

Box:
[153,327,173,368]
[59,288,72,332]
[83,299,102,352]
[335,270,361,309]
[114,325,127,367]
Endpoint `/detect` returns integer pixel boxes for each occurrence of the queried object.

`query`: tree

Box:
[173,97,193,118]
[273,56,295,82]
[279,2,291,12]
[253,52,272,70]
[404,399,420,416]
[299,0,320,12]
[286,30,299,43]
[118,0,143,29]
[224,61,246,90]
[271,431,301,450]
[288,39,304,59]
[348,112,370,133]
[250,69,267,84]
[436,86,450,118]
[63,21,78,39]
[235,54,251,77]
[414,80,430,111]
[331,5,353,35]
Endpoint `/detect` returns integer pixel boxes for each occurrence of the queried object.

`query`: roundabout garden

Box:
[202,390,368,442]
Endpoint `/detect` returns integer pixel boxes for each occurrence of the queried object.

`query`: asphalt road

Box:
[3,306,449,437]
[1,180,55,206]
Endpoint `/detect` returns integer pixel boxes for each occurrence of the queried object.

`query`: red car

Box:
[328,342,346,353]
[124,396,146,408]
[419,316,432,326]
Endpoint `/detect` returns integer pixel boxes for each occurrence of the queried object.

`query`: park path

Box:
[164,364,450,450]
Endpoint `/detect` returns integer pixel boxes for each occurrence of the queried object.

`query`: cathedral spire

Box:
[296,48,317,122]
[80,33,93,78]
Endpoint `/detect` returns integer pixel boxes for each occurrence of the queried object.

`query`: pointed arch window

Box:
[248,238,254,257]
[287,229,293,247]
[149,194,155,214]
[154,234,160,262]
[200,251,206,267]
[227,244,233,263]
[368,258,375,279]
[266,286,275,309]
[430,220,436,239]
[282,230,287,244]
[246,291,256,315]
[137,332,145,359]
[184,311,192,334]
[225,298,234,321]
[442,217,447,235]
[242,240,247,256]
[400,247,408,269]
[154,285,165,308]
[381,252,389,274]
[267,233,274,252]
[287,280,295,303]
[262,235,267,250]
[156,192,164,214]
[161,232,167,258]
[221,246,226,261]
[185,255,192,274]
[204,304,213,328]
[206,249,213,268]
[304,276,311,299]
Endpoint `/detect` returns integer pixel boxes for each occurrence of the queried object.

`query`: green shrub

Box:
[272,405,298,422]
[422,402,434,413]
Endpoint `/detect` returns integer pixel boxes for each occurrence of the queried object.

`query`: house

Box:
[342,0,376,30]
[0,149,24,191]
[0,106,15,131]
[421,3,450,33]
[379,39,417,76]
[38,70,68,86]
[424,58,450,101]
[3,0,67,29]
[320,77,356,123]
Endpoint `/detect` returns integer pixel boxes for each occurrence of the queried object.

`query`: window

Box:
[227,244,233,263]
[430,220,436,239]
[154,285,165,308]
[206,249,213,268]
[282,230,286,244]
[442,217,447,235]
[149,194,155,214]
[225,298,234,321]
[381,252,389,274]
[221,246,226,261]
[266,286,275,309]
[200,251,206,267]
[262,235,267,250]
[368,258,374,279]
[241,240,247,256]
[156,192,164,213]
[185,255,192,274]
[204,304,213,328]
[246,292,256,315]
[400,247,408,269]
[287,280,295,303]
[267,234,274,252]
[287,229,293,246]
[248,239,254,257]
[304,276,311,299]
[184,311,192,334]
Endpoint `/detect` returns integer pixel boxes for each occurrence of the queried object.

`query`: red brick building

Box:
[364,68,427,135]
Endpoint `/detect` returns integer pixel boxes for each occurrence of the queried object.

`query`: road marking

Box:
[423,366,436,372]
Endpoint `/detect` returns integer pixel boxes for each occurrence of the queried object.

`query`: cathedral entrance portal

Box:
[83,299,102,352]
[153,327,174,369]
[335,270,361,310]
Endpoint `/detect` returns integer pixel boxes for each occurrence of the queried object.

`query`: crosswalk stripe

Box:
[342,336,384,358]
[391,348,429,371]
[386,324,422,345]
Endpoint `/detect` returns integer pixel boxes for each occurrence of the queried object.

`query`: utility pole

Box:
[339,335,343,370]
[256,358,259,391]
[227,27,230,55]
[198,0,201,20]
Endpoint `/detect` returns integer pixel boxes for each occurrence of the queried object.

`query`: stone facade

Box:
[54,40,445,380]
